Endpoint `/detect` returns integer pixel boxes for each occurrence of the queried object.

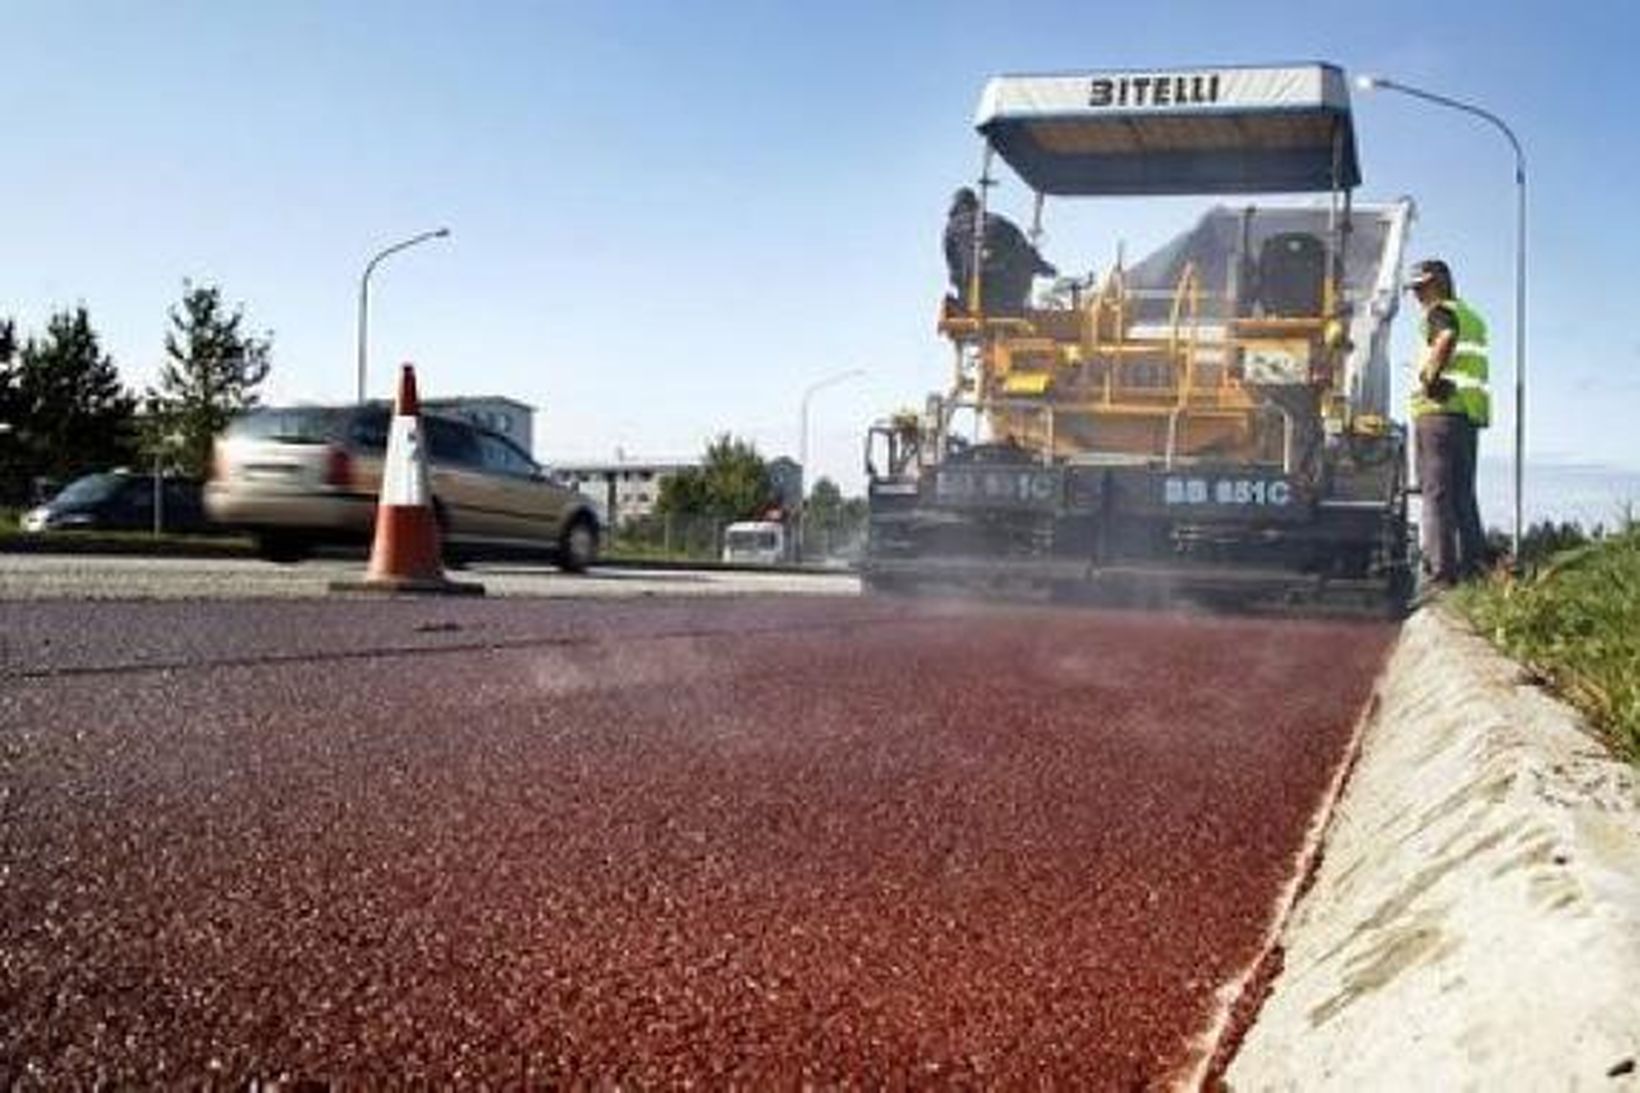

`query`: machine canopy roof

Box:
[975,63,1360,196]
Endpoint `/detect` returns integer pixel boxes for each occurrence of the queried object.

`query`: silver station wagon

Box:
[206,403,600,569]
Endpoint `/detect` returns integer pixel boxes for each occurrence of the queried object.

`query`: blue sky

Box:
[5,0,1638,521]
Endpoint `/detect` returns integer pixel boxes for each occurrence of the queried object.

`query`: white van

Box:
[722,520,786,565]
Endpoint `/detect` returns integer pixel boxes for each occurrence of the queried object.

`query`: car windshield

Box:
[51,473,126,506]
[228,407,341,444]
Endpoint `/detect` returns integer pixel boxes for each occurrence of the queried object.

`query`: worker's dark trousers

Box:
[1416,412,1486,582]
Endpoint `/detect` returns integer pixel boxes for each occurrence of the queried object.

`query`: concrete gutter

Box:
[0,532,255,559]
[1227,607,1640,1090]
[0,535,852,576]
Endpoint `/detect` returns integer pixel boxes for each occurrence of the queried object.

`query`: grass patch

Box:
[0,527,255,556]
[605,539,716,563]
[1455,528,1640,762]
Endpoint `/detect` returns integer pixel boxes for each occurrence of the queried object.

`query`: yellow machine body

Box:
[937,264,1350,470]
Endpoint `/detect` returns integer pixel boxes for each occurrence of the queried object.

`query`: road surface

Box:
[0,552,857,601]
[1,594,1394,1085]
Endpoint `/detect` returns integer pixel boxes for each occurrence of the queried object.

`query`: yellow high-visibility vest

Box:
[1412,298,1490,427]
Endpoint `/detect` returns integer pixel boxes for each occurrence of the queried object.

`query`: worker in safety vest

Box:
[1408,258,1490,587]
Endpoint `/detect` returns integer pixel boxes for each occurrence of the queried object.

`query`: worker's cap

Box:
[950,186,979,212]
[1406,258,1451,290]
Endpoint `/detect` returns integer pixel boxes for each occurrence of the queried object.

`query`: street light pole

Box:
[356,227,451,403]
[797,367,866,560]
[1356,74,1527,561]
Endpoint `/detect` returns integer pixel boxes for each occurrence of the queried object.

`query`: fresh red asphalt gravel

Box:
[0,596,1395,1086]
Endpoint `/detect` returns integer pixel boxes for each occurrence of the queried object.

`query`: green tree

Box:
[1485,519,1600,572]
[803,475,844,549]
[807,476,844,521]
[655,463,707,518]
[657,434,775,522]
[4,306,137,501]
[801,476,869,558]
[147,282,272,475]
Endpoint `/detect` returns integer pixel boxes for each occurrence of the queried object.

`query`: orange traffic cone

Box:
[330,364,483,596]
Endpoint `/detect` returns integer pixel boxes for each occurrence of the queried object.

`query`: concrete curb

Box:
[1227,607,1640,1090]
[0,534,255,559]
[0,536,850,576]
[595,556,855,576]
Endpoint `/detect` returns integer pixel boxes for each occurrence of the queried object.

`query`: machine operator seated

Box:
[942,187,1056,318]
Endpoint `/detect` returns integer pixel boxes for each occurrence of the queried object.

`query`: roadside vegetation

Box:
[611,434,866,563]
[0,521,253,556]
[0,284,270,510]
[1456,521,1640,763]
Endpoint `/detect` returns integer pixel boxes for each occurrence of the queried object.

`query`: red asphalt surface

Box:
[0,596,1395,1086]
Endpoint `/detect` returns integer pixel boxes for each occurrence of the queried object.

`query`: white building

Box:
[556,457,699,527]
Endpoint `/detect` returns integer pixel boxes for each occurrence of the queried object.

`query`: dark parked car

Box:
[21,471,208,534]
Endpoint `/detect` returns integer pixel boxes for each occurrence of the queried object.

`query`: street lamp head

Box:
[1355,74,1383,92]
[358,226,454,404]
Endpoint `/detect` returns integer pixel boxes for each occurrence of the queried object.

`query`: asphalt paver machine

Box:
[864,63,1417,612]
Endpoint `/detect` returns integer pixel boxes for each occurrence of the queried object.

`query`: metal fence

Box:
[607,513,864,566]
[610,514,729,563]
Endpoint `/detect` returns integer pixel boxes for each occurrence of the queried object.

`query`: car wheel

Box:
[257,533,311,564]
[557,515,598,574]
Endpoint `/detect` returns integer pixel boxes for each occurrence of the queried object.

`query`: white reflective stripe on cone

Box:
[380,414,430,507]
